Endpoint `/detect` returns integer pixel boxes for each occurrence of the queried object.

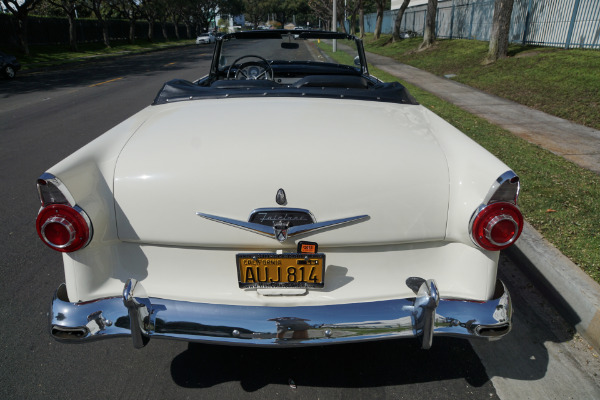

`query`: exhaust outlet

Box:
[51,325,89,340]
[476,324,511,338]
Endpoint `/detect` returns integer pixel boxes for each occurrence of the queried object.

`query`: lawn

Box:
[8,39,195,70]
[362,35,600,130]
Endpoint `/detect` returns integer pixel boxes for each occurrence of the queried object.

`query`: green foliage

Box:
[31,0,64,17]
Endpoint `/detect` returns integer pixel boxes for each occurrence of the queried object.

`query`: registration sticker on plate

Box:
[236,253,325,288]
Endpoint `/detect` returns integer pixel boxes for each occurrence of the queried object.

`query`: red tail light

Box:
[36,204,91,252]
[470,202,523,251]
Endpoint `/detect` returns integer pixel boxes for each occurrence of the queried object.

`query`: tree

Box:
[33,0,64,16]
[113,0,141,44]
[308,0,332,30]
[220,0,244,19]
[80,0,111,48]
[168,0,184,39]
[243,0,264,29]
[189,0,220,34]
[344,0,361,35]
[372,0,388,39]
[419,0,437,50]
[336,0,346,33]
[139,0,158,41]
[392,0,410,42]
[1,0,42,55]
[172,0,195,38]
[155,0,171,40]
[485,0,515,63]
[262,0,309,28]
[358,0,364,38]
[47,0,79,51]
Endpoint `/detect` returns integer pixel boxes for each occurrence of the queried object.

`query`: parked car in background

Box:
[39,30,522,350]
[196,32,215,45]
[1,51,21,78]
[399,30,418,39]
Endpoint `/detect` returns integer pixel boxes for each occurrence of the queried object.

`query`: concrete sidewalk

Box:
[364,51,600,351]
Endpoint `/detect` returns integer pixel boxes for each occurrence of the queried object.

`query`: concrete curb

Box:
[506,221,600,351]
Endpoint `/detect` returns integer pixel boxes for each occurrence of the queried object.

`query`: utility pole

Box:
[333,0,337,51]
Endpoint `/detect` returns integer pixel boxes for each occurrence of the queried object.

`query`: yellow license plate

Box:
[236,253,325,288]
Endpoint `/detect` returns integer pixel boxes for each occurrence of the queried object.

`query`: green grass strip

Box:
[14,39,195,70]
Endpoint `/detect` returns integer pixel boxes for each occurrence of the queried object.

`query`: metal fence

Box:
[0,14,188,48]
[359,0,600,49]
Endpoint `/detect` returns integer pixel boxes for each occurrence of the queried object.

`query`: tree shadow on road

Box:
[0,45,211,98]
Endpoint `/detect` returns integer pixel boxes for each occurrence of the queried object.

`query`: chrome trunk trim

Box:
[49,280,511,348]
[197,211,369,243]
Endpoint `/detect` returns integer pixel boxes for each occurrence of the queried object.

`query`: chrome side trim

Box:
[483,170,520,205]
[37,173,77,207]
[197,212,369,242]
[50,280,512,348]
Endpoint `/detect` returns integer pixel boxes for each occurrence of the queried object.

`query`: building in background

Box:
[391,0,428,10]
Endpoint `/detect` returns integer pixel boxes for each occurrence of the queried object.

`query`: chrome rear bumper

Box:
[50,279,512,349]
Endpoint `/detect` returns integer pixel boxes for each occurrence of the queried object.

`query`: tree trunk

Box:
[392,0,411,42]
[129,20,136,44]
[184,21,191,39]
[147,19,154,41]
[101,21,111,48]
[92,8,111,48]
[3,0,40,55]
[374,11,383,39]
[373,0,384,39]
[419,0,438,50]
[67,10,78,51]
[161,20,168,40]
[485,0,515,63]
[17,16,30,55]
[359,3,365,39]
[338,6,347,33]
[173,15,181,40]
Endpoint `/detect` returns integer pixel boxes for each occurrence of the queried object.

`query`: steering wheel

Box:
[227,55,273,80]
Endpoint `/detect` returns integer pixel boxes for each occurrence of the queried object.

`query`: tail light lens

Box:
[36,204,91,252]
[36,174,92,252]
[471,202,523,251]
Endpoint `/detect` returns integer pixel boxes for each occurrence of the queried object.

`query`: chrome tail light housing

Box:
[469,171,523,251]
[36,174,93,252]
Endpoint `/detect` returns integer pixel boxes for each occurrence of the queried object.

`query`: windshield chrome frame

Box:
[209,29,369,78]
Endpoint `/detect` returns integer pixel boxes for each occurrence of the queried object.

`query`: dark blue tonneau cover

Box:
[153,79,419,106]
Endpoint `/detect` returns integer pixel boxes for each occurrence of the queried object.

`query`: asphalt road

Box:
[1,45,598,399]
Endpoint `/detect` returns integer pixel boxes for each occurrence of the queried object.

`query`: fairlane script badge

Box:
[197,208,369,242]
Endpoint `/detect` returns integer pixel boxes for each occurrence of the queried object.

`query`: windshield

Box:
[155,30,418,105]
[217,31,362,73]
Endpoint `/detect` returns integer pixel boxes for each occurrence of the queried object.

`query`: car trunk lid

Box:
[114,98,450,248]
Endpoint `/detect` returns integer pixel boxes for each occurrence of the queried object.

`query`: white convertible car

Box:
[39,30,523,349]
